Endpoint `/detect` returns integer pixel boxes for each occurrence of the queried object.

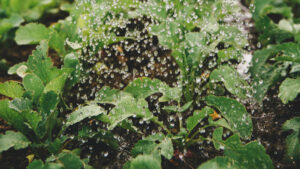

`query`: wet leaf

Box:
[210,65,249,99]
[66,105,105,127]
[198,134,274,169]
[124,77,181,102]
[186,107,214,132]
[205,95,253,139]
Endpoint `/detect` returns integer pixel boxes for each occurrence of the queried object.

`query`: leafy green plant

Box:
[59,0,274,168]
[0,41,96,168]
[138,0,249,102]
[252,0,300,45]
[250,42,300,103]
[0,0,70,40]
[14,5,80,57]
[78,76,273,169]
[250,0,300,104]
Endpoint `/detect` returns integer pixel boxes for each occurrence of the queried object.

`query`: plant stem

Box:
[151,118,171,135]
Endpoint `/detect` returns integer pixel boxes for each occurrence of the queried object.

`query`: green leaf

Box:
[39,91,59,116]
[58,152,83,169]
[132,134,173,160]
[279,78,300,104]
[208,118,233,131]
[95,86,122,104]
[163,101,193,113]
[27,160,64,169]
[198,135,274,169]
[7,62,27,75]
[23,74,44,102]
[129,155,162,169]
[49,29,66,55]
[27,41,59,84]
[186,107,214,132]
[282,117,300,162]
[66,105,105,127]
[96,88,154,130]
[132,140,157,157]
[0,14,24,36]
[205,95,253,139]
[27,160,45,169]
[0,81,24,98]
[0,131,30,152]
[9,98,32,113]
[210,65,249,99]
[212,127,223,150]
[47,136,68,154]
[197,156,235,169]
[64,53,80,88]
[124,77,181,102]
[0,99,29,134]
[44,72,69,94]
[15,23,50,45]
[23,111,42,137]
[107,95,153,130]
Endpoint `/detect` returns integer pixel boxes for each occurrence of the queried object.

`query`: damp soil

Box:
[0,2,300,169]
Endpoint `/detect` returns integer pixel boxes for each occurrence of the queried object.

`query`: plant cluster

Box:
[250,0,300,163]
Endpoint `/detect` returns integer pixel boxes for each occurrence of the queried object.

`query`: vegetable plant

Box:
[0,0,70,40]
[250,0,300,104]
[0,41,95,168]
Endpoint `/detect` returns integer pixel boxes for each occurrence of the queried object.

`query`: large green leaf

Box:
[107,94,153,130]
[210,65,249,99]
[282,117,300,162]
[0,81,24,98]
[129,155,162,169]
[205,95,253,139]
[279,78,300,104]
[15,23,50,45]
[198,135,274,169]
[0,131,31,152]
[124,77,181,102]
[66,105,106,127]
